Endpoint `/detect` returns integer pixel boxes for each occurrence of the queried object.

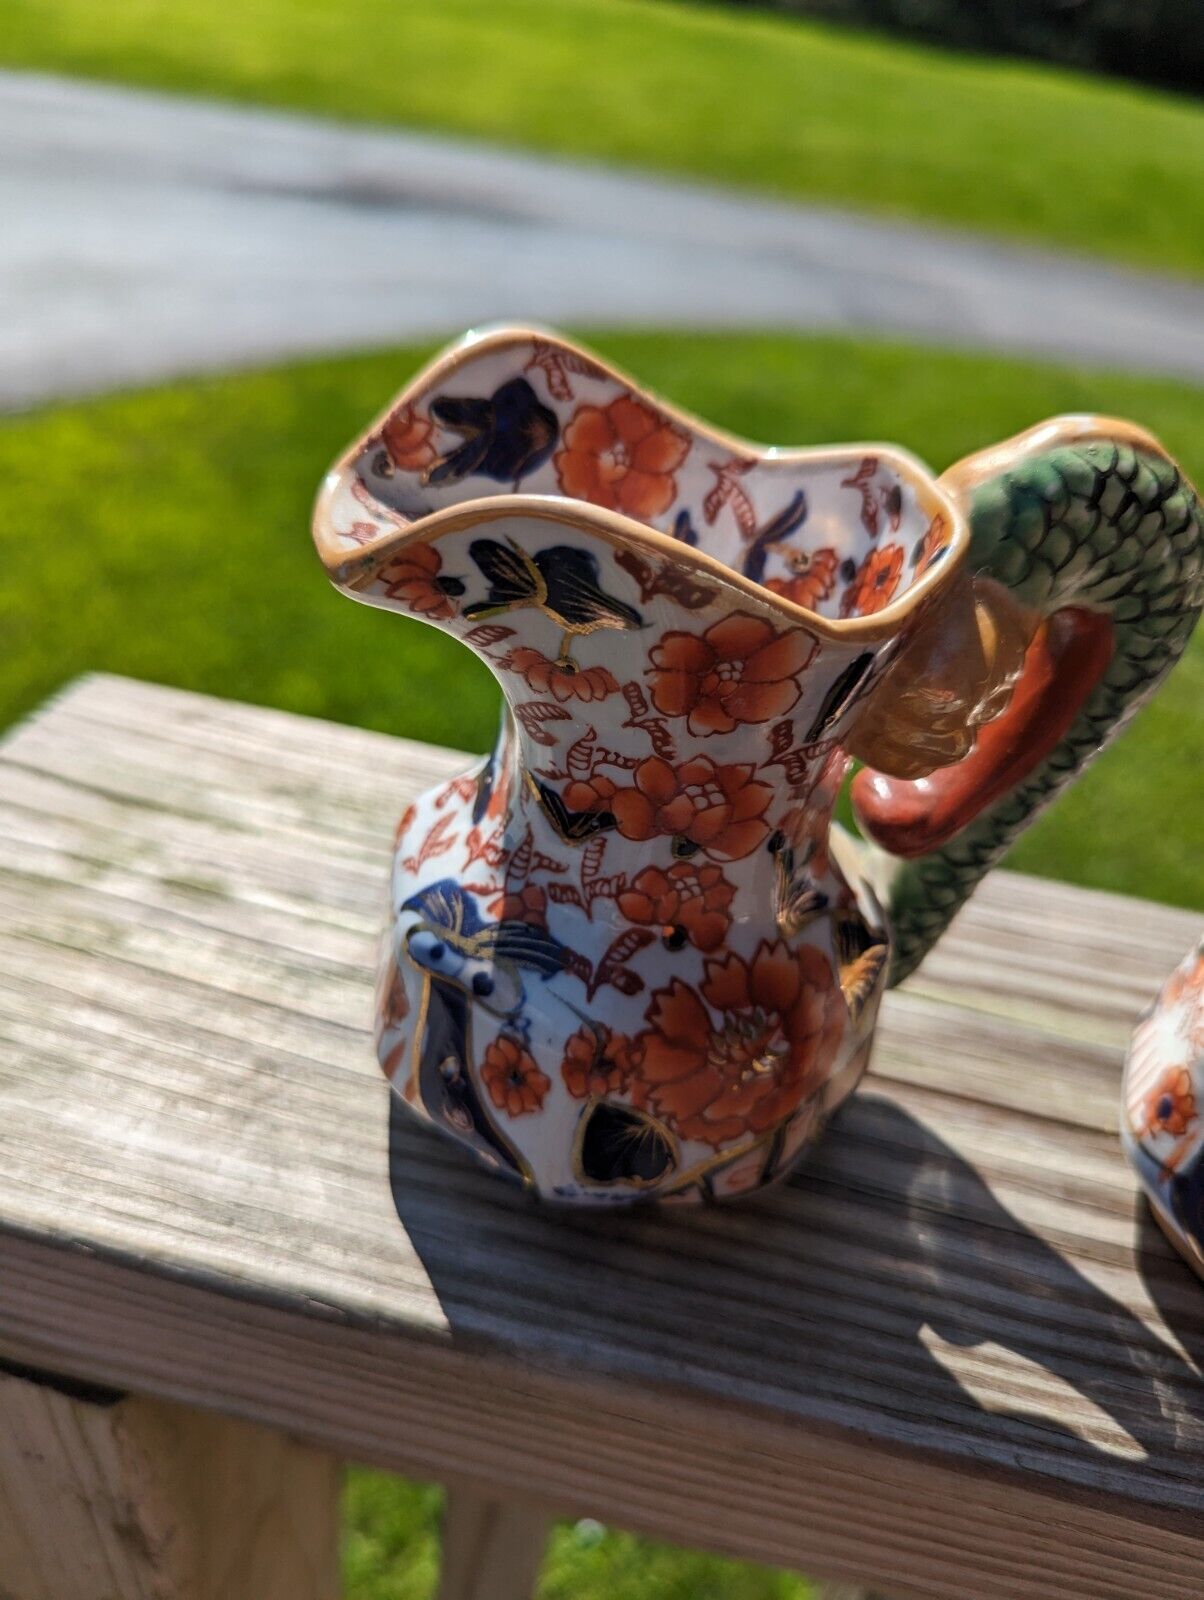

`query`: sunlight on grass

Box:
[4,0,1204,275]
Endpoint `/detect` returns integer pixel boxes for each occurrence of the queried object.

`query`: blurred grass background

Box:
[2,330,1200,906]
[3,0,1204,275]
[344,1474,816,1600]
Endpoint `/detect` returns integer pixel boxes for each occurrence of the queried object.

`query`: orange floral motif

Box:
[380,405,437,473]
[1144,1066,1198,1138]
[633,941,847,1146]
[647,612,816,736]
[555,395,690,520]
[840,544,905,618]
[913,513,950,574]
[377,542,465,621]
[481,1034,551,1117]
[561,1025,635,1099]
[394,801,418,845]
[494,884,547,925]
[765,547,840,611]
[376,955,409,1029]
[561,770,620,814]
[617,860,736,951]
[565,755,773,862]
[507,646,619,704]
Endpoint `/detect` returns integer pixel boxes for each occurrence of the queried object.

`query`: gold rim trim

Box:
[312,323,973,645]
[938,412,1171,501]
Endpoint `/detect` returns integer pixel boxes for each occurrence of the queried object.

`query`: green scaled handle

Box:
[854,418,1203,987]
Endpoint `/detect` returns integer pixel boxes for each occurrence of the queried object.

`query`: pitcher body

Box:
[314,328,1202,1204]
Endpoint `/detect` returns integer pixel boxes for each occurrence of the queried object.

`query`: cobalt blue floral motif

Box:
[1169,1155,1204,1258]
[671,509,700,547]
[401,879,572,1178]
[403,879,568,1007]
[463,540,643,636]
[741,491,809,586]
[426,377,558,487]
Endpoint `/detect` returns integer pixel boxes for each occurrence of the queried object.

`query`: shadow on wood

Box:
[1134,1202,1204,1374]
[389,1089,1204,1578]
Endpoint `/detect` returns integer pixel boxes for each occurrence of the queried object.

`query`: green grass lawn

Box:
[5,0,1204,277]
[2,329,1200,909]
[345,1473,815,1599]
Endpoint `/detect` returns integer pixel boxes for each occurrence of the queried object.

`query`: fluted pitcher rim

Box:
[312,323,972,644]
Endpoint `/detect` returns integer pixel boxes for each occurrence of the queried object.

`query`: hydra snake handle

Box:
[852,417,1203,986]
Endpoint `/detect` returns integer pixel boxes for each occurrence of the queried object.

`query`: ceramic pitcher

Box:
[1123,938,1204,1279]
[313,327,1202,1204]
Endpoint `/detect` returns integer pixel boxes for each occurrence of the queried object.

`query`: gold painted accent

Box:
[652,1124,783,1199]
[847,568,1032,778]
[398,946,534,1186]
[312,325,970,645]
[569,1095,680,1191]
[773,845,830,937]
[939,412,1167,503]
[832,912,889,1025]
[523,770,611,847]
[404,964,432,1106]
[568,1091,809,1201]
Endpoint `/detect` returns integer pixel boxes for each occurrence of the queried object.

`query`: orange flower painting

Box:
[555,394,690,520]
[840,544,905,618]
[493,883,547,926]
[481,1034,551,1117]
[647,611,816,736]
[561,1024,635,1100]
[616,860,736,951]
[913,513,950,574]
[1144,1066,1198,1138]
[765,547,840,612]
[380,405,437,473]
[507,646,619,704]
[566,755,773,862]
[375,955,410,1032]
[633,941,847,1146]
[377,542,465,621]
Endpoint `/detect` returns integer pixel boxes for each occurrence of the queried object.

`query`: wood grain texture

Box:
[0,1368,340,1600]
[0,675,1201,1598]
[437,1487,549,1600]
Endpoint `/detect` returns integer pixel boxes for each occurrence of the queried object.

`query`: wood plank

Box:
[437,1487,550,1600]
[0,1368,340,1600]
[0,674,1201,1600]
[0,1232,1198,1600]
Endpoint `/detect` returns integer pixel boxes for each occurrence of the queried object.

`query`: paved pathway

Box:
[4,70,1204,411]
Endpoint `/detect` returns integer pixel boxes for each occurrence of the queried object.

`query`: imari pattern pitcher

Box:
[1124,939,1204,1279]
[313,327,1203,1205]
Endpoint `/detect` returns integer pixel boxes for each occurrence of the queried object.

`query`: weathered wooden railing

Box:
[0,676,1200,1598]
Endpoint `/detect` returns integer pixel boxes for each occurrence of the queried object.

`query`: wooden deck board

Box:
[0,674,1200,1598]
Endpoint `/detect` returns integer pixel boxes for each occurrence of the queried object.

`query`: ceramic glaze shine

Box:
[314,327,1203,1204]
